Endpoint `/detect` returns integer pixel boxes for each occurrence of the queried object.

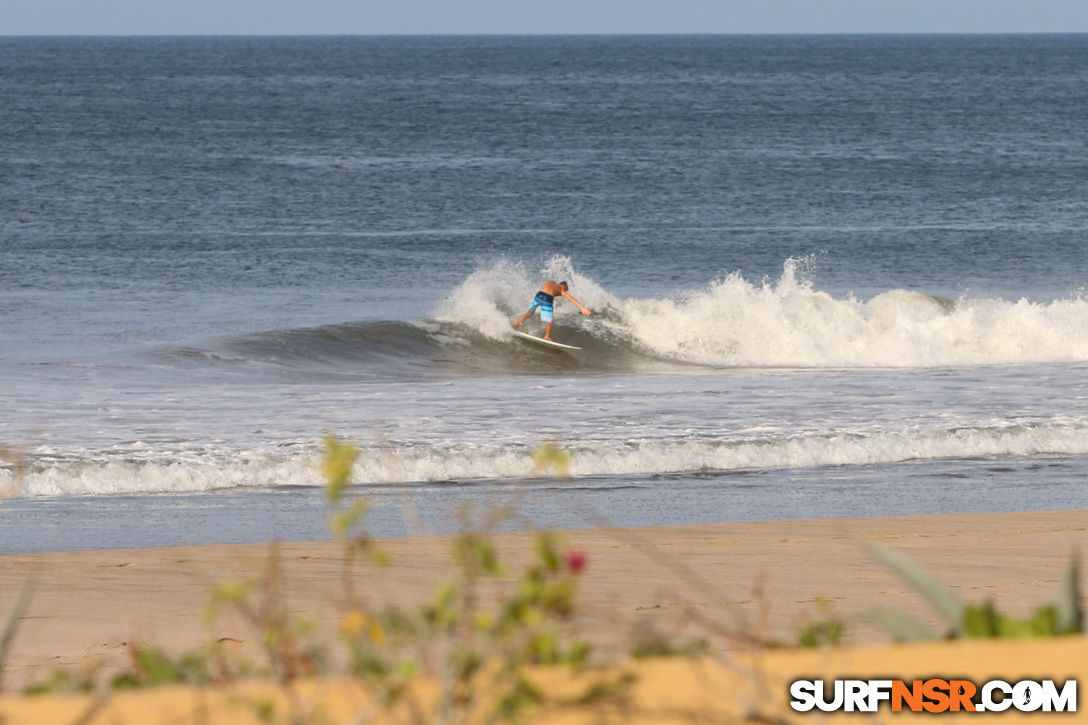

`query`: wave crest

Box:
[149,257,1088,374]
[440,257,1088,368]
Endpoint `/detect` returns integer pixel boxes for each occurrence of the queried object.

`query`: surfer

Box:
[512,280,591,341]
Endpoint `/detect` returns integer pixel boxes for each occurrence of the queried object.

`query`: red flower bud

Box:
[566,549,587,574]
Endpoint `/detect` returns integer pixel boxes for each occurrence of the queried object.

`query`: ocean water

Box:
[3,35,1088,553]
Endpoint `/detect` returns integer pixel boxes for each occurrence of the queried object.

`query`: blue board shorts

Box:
[527,291,555,322]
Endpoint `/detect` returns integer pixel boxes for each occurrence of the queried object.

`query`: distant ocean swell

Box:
[158,257,1088,374]
[7,419,1088,497]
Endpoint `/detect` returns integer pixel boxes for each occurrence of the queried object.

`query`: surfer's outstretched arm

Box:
[561,291,591,316]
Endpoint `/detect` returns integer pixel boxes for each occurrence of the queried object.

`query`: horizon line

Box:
[4,31,1088,38]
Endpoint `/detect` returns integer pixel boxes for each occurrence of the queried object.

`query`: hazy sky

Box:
[5,0,1088,36]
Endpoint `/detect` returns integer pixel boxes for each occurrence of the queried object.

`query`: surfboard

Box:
[511,329,582,350]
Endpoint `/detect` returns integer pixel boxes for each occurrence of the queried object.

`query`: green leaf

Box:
[110,673,141,690]
[0,577,35,686]
[798,620,844,648]
[531,442,571,478]
[564,639,592,666]
[1051,552,1083,634]
[134,647,184,685]
[858,541,967,635]
[995,607,1053,639]
[534,533,561,572]
[962,603,999,638]
[322,436,358,506]
[332,499,371,539]
[1026,605,1060,636]
[861,607,938,642]
[477,539,502,576]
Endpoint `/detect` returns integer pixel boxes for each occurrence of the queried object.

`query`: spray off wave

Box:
[440,258,1088,369]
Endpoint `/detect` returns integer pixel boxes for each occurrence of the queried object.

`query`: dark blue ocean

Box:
[3,35,1088,553]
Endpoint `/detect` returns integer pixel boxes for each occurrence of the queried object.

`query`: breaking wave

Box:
[438,256,1088,369]
[7,417,1088,497]
[151,256,1088,376]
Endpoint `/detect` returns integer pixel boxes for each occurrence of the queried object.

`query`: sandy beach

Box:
[0,509,1084,691]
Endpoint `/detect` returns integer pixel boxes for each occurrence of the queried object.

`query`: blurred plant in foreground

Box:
[325,435,610,724]
[136,436,625,724]
[860,540,1084,641]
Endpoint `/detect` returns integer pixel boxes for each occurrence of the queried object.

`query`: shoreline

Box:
[2,467,1083,556]
[1,508,1084,690]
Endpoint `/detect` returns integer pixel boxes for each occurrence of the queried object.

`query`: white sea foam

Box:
[8,419,1088,497]
[440,257,1088,368]
[4,457,322,498]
